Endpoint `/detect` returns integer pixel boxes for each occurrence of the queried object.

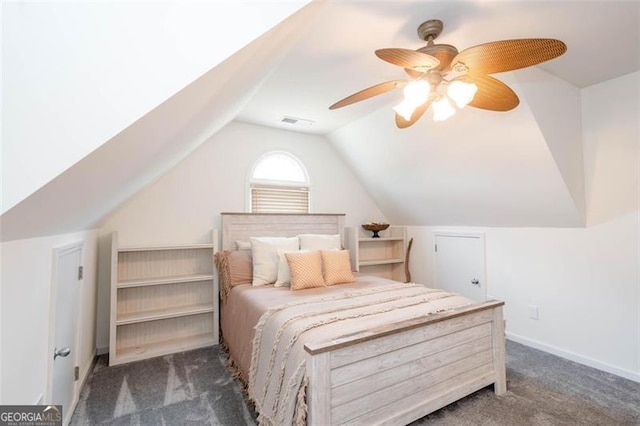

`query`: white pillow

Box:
[275,249,307,287]
[250,237,300,286]
[298,233,342,251]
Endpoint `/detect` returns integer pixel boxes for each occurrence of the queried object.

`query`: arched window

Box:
[249,151,310,213]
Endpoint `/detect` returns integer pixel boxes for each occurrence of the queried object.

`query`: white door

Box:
[434,233,486,302]
[50,243,82,422]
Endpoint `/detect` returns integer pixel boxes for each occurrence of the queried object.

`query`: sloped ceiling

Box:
[0,2,321,241]
[326,71,585,227]
[1,1,309,214]
[514,67,585,220]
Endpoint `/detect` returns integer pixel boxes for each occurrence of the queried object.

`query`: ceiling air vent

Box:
[280,116,315,127]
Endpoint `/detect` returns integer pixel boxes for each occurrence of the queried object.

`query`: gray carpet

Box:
[70,347,256,425]
[412,341,640,425]
[71,341,640,425]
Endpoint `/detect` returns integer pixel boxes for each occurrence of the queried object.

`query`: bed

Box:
[217,213,506,425]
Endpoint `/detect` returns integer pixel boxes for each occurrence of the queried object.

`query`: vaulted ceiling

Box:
[2,1,639,241]
[237,1,639,134]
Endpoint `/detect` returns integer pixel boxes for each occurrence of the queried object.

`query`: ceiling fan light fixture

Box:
[393,99,418,121]
[433,97,455,121]
[394,79,431,121]
[329,18,566,129]
[403,79,430,105]
[447,81,478,108]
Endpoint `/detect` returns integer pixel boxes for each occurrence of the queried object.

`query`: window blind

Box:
[251,184,309,213]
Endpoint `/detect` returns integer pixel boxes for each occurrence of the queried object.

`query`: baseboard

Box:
[506,332,640,383]
[66,350,97,424]
[79,349,97,390]
[96,346,109,356]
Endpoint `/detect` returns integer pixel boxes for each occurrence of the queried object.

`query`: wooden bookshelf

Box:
[109,231,218,366]
[346,226,407,281]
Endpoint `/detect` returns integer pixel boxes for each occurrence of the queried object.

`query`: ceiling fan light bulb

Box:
[433,97,455,121]
[403,80,430,105]
[393,100,417,121]
[447,81,478,108]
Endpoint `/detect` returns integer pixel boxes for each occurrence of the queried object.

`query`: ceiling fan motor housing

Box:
[417,44,459,71]
[416,20,458,71]
[417,19,444,42]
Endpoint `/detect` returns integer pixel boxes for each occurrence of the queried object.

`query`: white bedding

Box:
[221,275,473,425]
[221,275,396,378]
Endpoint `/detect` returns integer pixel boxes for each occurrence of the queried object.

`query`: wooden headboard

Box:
[220,213,345,251]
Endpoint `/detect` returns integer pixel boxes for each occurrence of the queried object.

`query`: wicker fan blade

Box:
[376,48,440,72]
[395,100,432,128]
[451,39,566,75]
[329,80,407,110]
[454,74,519,111]
[404,68,423,78]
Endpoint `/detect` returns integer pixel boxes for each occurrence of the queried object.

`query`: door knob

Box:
[54,347,71,360]
[471,279,480,286]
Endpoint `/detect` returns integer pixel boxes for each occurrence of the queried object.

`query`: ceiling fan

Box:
[329,19,567,128]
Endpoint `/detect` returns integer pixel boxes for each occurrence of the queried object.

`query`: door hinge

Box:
[78,266,83,280]
[74,366,79,381]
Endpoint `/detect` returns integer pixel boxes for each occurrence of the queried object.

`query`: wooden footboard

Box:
[304,300,506,426]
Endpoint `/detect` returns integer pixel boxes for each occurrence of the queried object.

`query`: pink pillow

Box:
[214,250,253,302]
[228,250,252,286]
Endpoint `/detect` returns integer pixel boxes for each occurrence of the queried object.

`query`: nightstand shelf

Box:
[346,226,407,281]
[358,237,404,242]
[359,258,405,267]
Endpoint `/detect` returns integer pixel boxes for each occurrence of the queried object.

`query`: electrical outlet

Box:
[529,304,539,320]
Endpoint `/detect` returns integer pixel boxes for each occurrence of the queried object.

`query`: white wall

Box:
[2,1,307,213]
[0,230,99,404]
[406,72,640,381]
[515,67,585,219]
[95,121,386,349]
[408,222,638,380]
